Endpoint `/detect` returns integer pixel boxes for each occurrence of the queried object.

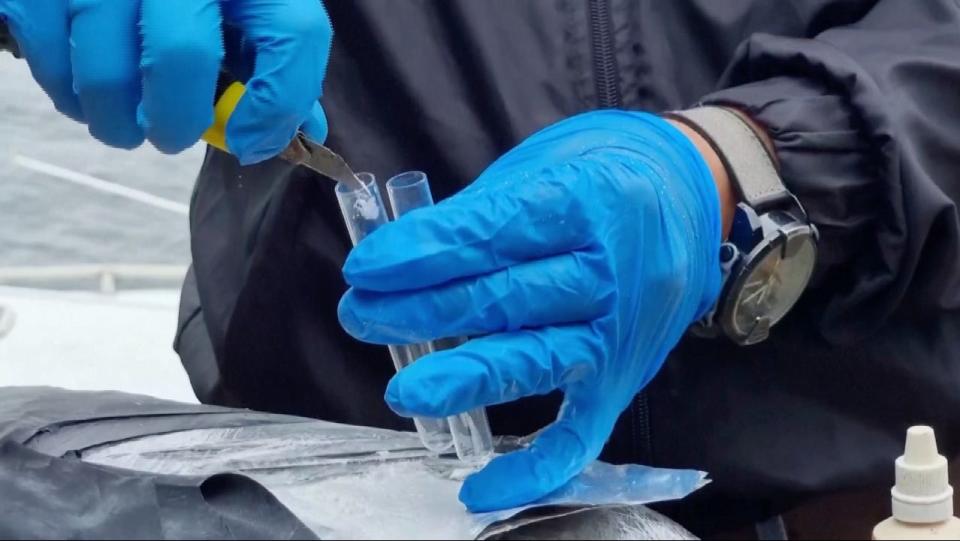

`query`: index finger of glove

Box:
[339,251,610,344]
[343,164,593,292]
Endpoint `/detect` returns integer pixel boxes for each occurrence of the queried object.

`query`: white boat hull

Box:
[0,286,197,403]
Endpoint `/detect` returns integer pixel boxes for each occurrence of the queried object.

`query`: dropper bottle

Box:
[874,426,960,540]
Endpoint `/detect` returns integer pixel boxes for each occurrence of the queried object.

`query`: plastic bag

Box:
[85,420,704,539]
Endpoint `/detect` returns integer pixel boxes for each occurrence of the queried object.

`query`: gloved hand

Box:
[338,110,724,512]
[0,0,331,164]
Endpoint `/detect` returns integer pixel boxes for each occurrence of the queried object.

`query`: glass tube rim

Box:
[336,172,377,196]
[386,171,429,191]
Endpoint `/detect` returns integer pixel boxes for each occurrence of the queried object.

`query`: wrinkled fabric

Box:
[0,388,705,540]
[177,0,960,534]
[0,0,332,162]
[339,112,722,511]
[0,387,319,540]
[703,0,960,341]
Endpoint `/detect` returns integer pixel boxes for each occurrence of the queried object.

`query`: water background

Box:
[0,54,203,268]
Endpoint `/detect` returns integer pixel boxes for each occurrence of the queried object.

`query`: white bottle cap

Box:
[891,426,954,524]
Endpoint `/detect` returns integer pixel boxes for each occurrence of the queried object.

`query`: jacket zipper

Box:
[587,0,653,465]
[588,0,622,108]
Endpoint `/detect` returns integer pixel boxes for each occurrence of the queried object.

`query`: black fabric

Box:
[0,387,317,540]
[175,266,243,407]
[178,0,960,535]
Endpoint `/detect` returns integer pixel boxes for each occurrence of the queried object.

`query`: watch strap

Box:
[666,106,790,213]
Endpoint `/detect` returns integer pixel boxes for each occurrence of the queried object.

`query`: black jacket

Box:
[176,0,960,533]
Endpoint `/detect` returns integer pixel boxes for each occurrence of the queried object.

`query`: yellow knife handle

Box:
[201,82,246,153]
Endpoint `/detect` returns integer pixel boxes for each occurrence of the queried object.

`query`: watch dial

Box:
[732,236,816,334]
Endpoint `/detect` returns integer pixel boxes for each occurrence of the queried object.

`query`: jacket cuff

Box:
[700,76,877,282]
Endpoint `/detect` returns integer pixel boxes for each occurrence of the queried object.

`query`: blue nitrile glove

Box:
[338,110,724,512]
[0,0,331,164]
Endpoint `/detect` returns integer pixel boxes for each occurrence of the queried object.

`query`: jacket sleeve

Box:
[700,0,960,343]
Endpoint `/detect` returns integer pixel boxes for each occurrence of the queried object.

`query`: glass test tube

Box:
[336,173,454,454]
[386,171,495,463]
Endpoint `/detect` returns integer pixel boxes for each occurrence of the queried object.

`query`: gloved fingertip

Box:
[88,121,145,151]
[336,291,367,340]
[77,85,144,149]
[385,364,462,418]
[342,238,420,292]
[339,290,420,344]
[232,140,288,166]
[225,115,295,166]
[385,371,427,417]
[341,248,383,289]
[138,104,208,155]
[224,77,317,165]
[340,253,364,285]
[459,469,501,513]
[51,94,85,123]
[384,377,414,418]
[459,453,552,512]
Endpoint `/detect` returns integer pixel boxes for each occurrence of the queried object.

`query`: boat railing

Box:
[0,264,188,294]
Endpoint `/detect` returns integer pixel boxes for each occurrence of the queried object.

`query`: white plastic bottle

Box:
[874,426,960,540]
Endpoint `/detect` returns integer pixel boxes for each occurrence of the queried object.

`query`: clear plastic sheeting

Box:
[84,421,705,540]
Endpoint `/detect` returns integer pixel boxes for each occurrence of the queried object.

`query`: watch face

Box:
[729,231,817,340]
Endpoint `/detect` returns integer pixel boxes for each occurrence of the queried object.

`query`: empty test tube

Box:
[336,173,454,454]
[386,171,495,463]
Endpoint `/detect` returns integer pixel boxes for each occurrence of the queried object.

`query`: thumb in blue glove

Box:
[0,0,331,164]
[338,111,724,512]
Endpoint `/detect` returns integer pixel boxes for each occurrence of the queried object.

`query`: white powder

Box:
[354,194,380,221]
[268,461,483,540]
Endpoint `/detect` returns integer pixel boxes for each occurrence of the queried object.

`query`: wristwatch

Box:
[666,106,819,346]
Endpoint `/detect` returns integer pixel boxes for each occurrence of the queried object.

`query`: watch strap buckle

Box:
[691,242,740,337]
